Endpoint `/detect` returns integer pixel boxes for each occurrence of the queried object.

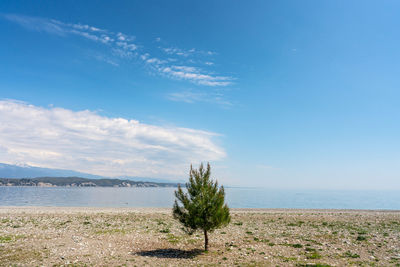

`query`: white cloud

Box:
[162,47,190,57]
[116,41,137,51]
[140,53,150,61]
[69,29,101,42]
[161,46,215,57]
[71,23,103,32]
[116,32,134,41]
[146,57,166,65]
[0,100,225,178]
[172,66,198,72]
[161,65,233,86]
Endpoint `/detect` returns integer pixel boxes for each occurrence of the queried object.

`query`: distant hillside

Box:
[0,177,178,187]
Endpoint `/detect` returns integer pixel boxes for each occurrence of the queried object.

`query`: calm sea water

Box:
[0,187,399,210]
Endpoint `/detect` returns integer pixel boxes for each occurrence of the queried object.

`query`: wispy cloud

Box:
[166,89,233,107]
[92,54,119,67]
[160,65,233,86]
[4,14,66,36]
[161,46,216,57]
[3,14,234,88]
[0,100,225,178]
[4,14,125,45]
[162,47,195,57]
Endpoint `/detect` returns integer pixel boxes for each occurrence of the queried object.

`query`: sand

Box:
[0,207,399,266]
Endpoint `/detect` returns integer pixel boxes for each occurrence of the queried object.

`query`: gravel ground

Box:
[0,207,399,266]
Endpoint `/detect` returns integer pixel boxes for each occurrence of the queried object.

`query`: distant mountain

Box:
[0,163,183,184]
[0,163,102,179]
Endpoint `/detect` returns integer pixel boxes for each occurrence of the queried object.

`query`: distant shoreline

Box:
[0,177,179,188]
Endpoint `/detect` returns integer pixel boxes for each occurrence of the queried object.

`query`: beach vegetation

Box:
[0,235,13,243]
[357,235,367,241]
[165,233,181,244]
[292,243,303,248]
[344,251,360,258]
[306,252,322,259]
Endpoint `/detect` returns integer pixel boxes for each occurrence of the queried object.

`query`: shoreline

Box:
[1,206,400,213]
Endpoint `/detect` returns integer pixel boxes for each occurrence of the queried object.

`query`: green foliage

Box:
[173,163,230,250]
[0,235,13,243]
[291,243,303,248]
[307,252,322,259]
[343,251,360,258]
[356,235,367,241]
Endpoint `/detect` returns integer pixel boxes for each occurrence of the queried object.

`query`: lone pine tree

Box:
[173,163,230,251]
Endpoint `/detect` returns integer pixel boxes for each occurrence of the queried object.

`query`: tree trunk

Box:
[204,229,208,251]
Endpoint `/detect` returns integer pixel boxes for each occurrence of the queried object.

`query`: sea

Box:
[0,187,399,210]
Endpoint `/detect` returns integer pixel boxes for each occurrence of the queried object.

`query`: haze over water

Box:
[1,187,399,210]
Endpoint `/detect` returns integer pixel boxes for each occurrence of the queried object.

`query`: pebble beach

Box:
[1,207,399,266]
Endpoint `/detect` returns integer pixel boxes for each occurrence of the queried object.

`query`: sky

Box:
[0,1,399,189]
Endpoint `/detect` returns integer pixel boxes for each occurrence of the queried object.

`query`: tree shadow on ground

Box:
[136,248,203,259]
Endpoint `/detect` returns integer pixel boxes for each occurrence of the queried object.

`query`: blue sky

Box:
[0,1,399,189]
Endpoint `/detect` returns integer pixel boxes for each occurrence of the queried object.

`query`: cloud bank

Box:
[0,100,225,178]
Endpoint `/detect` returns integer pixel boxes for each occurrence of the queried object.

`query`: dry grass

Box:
[0,207,399,266]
